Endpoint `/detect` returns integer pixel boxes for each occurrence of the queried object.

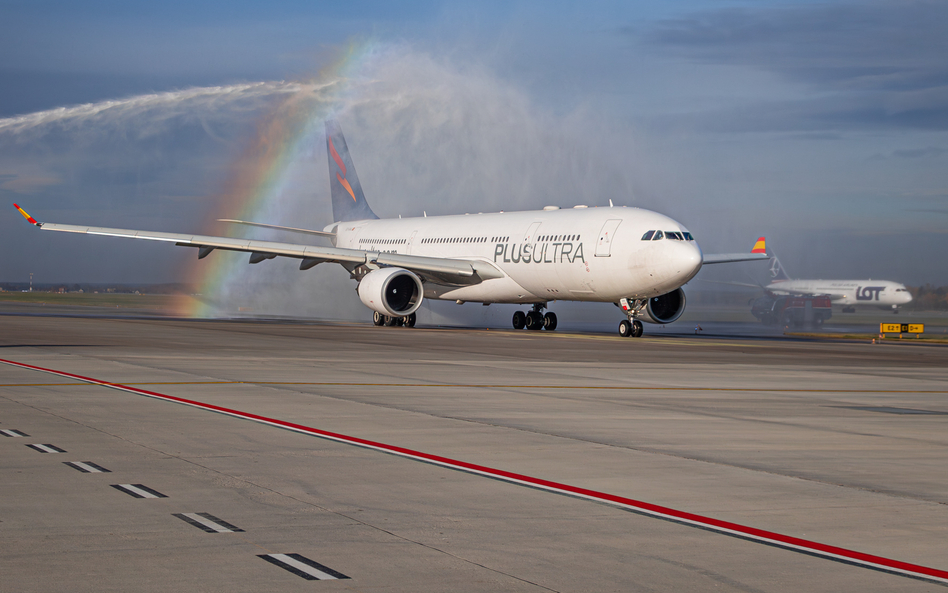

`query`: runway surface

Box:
[2,312,948,591]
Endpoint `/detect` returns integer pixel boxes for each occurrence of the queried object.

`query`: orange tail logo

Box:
[328,139,356,202]
[752,237,766,254]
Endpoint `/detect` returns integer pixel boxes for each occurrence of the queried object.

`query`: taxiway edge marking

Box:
[1,356,946,586]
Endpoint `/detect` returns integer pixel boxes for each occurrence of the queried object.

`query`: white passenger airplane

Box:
[14,120,766,337]
[763,255,913,313]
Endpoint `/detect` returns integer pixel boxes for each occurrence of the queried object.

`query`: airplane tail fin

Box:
[325,120,378,223]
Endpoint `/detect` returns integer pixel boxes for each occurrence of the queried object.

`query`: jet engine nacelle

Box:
[358,267,424,317]
[640,288,686,324]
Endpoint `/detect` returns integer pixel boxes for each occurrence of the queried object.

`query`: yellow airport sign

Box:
[879,323,924,334]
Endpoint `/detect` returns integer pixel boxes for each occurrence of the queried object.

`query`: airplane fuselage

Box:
[767,280,912,308]
[330,206,704,305]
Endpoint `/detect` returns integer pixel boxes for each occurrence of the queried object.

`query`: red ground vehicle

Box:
[751,294,833,328]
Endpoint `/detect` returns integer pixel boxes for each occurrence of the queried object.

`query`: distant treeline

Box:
[0,283,194,294]
[906,285,948,311]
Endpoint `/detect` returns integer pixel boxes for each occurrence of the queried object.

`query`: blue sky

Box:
[2,0,946,296]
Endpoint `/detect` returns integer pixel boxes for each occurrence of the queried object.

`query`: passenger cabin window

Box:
[642,230,655,241]
[652,230,664,240]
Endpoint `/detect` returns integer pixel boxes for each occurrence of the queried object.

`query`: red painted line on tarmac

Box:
[3,357,947,586]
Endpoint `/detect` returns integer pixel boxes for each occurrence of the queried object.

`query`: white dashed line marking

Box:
[1,429,29,437]
[173,512,243,533]
[63,461,110,473]
[26,443,66,453]
[259,554,349,580]
[111,483,167,499]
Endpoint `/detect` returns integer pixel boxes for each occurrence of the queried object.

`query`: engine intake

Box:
[640,288,686,324]
[358,267,424,317]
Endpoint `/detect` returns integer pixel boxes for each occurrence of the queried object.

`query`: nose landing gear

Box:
[617,318,643,338]
[617,298,645,338]
[511,303,557,331]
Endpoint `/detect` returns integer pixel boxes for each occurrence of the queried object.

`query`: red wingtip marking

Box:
[14,203,38,225]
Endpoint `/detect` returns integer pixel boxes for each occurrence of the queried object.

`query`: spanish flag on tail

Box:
[751,237,766,254]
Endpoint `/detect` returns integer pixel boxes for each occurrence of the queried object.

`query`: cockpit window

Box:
[666,231,684,240]
[641,230,655,241]
[682,232,694,241]
[652,230,664,240]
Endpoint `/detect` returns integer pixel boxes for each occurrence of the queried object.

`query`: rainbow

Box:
[175,40,380,317]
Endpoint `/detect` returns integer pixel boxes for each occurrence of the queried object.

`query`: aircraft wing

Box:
[13,204,503,284]
[216,218,337,238]
[702,253,769,265]
[702,236,769,265]
[699,279,762,289]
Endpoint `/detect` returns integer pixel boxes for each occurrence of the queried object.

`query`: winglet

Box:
[751,237,766,254]
[13,203,40,226]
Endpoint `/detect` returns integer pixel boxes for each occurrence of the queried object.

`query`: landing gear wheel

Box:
[384,315,398,327]
[543,312,558,331]
[405,312,417,327]
[525,311,543,330]
[618,319,633,337]
[512,311,526,330]
[632,319,643,337]
[373,311,385,326]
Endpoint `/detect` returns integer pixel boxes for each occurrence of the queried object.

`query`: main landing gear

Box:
[512,304,557,331]
[373,311,417,327]
[617,298,645,338]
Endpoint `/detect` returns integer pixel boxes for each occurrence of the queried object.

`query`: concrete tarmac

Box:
[2,312,948,591]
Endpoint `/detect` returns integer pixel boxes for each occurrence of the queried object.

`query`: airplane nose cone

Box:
[676,241,703,284]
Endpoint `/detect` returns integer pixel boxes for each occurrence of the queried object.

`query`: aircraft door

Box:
[596,219,622,257]
[524,221,541,243]
[407,230,418,254]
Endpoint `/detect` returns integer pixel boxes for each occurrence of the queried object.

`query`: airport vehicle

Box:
[751,294,833,327]
[13,120,766,337]
[764,256,912,313]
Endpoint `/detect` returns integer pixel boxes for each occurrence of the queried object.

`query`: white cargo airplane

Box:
[14,120,766,337]
[764,256,912,313]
